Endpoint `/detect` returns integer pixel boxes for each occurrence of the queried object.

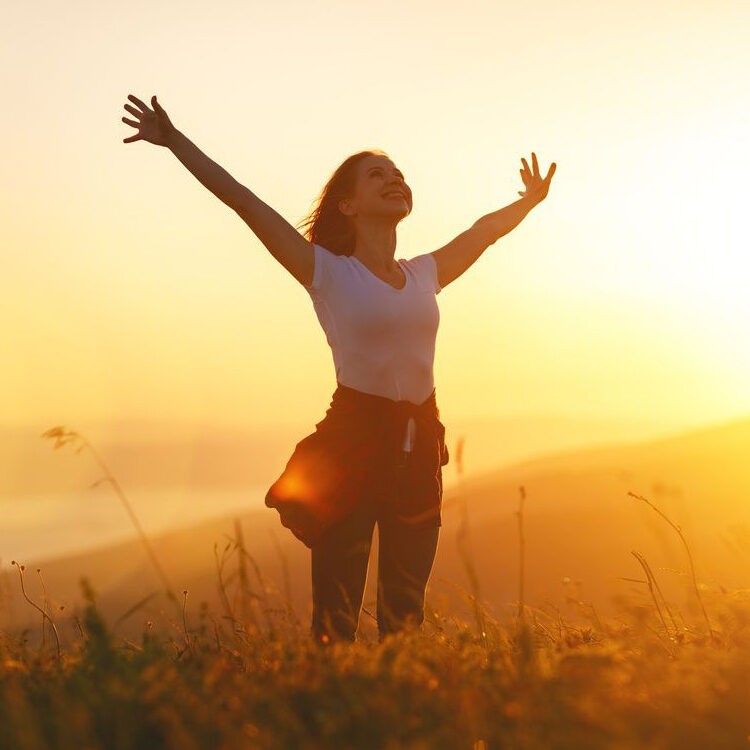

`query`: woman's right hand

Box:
[122,94,178,147]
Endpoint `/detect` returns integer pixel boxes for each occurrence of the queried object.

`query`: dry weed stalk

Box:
[268,526,300,629]
[233,519,252,625]
[10,561,61,661]
[629,551,676,651]
[515,485,526,624]
[513,485,534,672]
[453,436,488,648]
[628,490,716,643]
[40,425,178,608]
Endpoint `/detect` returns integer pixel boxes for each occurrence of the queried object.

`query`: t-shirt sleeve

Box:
[305,243,340,294]
[404,252,441,295]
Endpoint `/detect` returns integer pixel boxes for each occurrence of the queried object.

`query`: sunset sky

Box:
[4,0,749,439]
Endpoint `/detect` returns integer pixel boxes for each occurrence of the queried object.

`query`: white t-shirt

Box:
[304,243,442,451]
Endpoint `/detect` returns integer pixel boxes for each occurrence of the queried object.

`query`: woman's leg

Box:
[310,501,377,644]
[376,514,440,641]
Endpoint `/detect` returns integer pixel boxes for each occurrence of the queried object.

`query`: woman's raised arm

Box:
[121,93,314,287]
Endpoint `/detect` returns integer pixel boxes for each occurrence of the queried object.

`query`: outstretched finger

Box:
[122,116,140,128]
[123,133,142,143]
[532,152,539,177]
[124,103,142,119]
[545,162,557,182]
[127,93,149,112]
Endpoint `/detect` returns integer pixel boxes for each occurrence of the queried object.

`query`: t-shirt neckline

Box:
[349,255,409,292]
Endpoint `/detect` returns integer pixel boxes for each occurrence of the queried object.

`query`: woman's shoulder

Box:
[402,252,441,295]
[306,243,351,294]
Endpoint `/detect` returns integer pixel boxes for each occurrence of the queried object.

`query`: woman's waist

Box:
[308,382,449,469]
[329,380,439,419]
[329,359,435,401]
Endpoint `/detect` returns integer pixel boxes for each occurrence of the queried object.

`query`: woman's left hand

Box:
[518,152,556,206]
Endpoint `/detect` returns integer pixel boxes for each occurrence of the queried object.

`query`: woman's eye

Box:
[370,169,405,180]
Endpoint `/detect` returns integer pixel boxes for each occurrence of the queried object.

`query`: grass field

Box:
[2,522,750,749]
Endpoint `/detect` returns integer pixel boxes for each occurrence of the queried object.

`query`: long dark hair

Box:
[296,149,402,256]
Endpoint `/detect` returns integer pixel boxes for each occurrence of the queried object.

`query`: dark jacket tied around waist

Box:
[265,382,450,549]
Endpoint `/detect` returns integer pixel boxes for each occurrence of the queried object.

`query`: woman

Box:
[121,94,556,644]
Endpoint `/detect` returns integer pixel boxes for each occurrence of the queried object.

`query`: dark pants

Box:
[310,452,440,644]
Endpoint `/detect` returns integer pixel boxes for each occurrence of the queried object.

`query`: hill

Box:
[3,414,749,640]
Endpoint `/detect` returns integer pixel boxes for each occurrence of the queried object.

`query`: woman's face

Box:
[339,155,413,223]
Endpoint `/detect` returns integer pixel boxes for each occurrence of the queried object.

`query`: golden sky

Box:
[3,0,749,437]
